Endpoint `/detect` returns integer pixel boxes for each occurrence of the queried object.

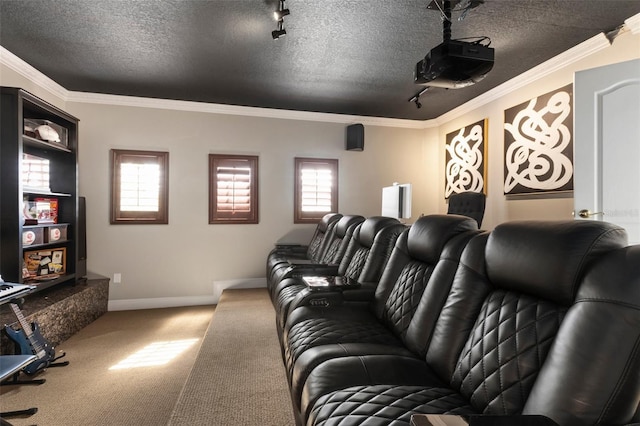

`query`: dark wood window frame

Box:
[110,149,169,224]
[294,157,338,224]
[209,154,259,224]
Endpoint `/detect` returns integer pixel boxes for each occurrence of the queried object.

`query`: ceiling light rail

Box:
[272,0,289,40]
[409,87,430,109]
[427,0,485,22]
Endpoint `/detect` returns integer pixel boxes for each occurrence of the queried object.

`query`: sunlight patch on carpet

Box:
[109,338,199,370]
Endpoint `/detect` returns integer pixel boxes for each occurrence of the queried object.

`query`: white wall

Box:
[2,22,638,308]
[64,102,430,307]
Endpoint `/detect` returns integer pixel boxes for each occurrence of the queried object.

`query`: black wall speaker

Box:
[346,123,364,151]
[77,196,87,279]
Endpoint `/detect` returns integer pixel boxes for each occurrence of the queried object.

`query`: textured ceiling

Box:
[1,1,639,121]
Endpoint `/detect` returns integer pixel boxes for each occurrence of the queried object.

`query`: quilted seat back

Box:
[318,215,365,264]
[266,212,342,292]
[306,212,343,262]
[338,216,406,283]
[426,220,628,416]
[373,215,479,356]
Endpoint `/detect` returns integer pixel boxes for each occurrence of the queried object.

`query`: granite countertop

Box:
[0,273,109,323]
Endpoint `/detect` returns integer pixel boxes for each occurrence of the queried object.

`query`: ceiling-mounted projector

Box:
[414,39,494,88]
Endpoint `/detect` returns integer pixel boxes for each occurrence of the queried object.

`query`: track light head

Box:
[272,27,286,40]
[271,1,288,40]
[274,8,290,20]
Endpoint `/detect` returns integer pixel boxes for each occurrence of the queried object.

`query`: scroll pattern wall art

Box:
[504,84,574,195]
[445,118,487,199]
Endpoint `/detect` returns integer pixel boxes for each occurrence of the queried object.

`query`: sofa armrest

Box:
[304,276,360,290]
[468,415,559,426]
[341,281,376,302]
[285,263,340,277]
[275,243,306,249]
[291,287,370,309]
[410,415,560,426]
[273,244,308,255]
[285,279,367,317]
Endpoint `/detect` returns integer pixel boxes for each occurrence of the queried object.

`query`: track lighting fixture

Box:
[272,20,286,39]
[409,87,429,109]
[274,3,290,20]
[271,0,289,40]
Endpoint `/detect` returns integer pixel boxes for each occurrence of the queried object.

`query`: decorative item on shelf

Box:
[23,118,68,147]
[22,261,31,280]
[47,224,67,243]
[23,199,38,225]
[23,248,66,282]
[33,197,58,224]
[22,227,44,246]
[22,153,51,193]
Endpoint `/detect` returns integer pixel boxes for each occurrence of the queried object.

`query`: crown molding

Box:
[625,13,640,34]
[435,31,612,125]
[0,24,627,130]
[66,90,430,129]
[0,46,68,101]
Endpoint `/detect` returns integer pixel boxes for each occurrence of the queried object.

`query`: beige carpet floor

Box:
[168,288,295,425]
[1,305,214,426]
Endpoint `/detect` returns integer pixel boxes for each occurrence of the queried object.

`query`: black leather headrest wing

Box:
[486,220,627,304]
[407,214,478,263]
[358,216,402,248]
[334,215,365,237]
[318,213,342,232]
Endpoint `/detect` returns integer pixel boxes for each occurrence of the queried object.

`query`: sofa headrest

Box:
[447,191,486,227]
[335,215,365,237]
[577,244,640,307]
[358,216,402,248]
[318,213,342,232]
[486,220,628,305]
[407,214,478,263]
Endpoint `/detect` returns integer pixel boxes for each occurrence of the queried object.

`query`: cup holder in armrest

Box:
[303,276,360,291]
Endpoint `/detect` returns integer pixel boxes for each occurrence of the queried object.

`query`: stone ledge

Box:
[1,273,109,354]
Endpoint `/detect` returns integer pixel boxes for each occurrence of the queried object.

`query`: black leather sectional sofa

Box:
[266,214,640,426]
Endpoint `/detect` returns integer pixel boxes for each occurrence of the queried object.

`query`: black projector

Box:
[415,40,494,88]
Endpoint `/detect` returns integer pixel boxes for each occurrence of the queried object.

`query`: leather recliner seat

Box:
[283,215,480,410]
[268,215,364,301]
[266,212,342,298]
[301,220,637,426]
[273,216,406,334]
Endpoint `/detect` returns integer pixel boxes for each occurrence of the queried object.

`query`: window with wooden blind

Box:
[110,149,169,224]
[209,154,259,224]
[294,157,338,224]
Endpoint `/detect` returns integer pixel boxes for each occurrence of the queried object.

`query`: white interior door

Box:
[574,58,640,244]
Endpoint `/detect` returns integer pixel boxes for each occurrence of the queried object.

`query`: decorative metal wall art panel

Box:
[504,84,574,195]
[445,118,488,199]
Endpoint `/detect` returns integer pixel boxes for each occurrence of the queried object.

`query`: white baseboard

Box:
[212,277,267,304]
[107,277,267,311]
[108,295,217,311]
